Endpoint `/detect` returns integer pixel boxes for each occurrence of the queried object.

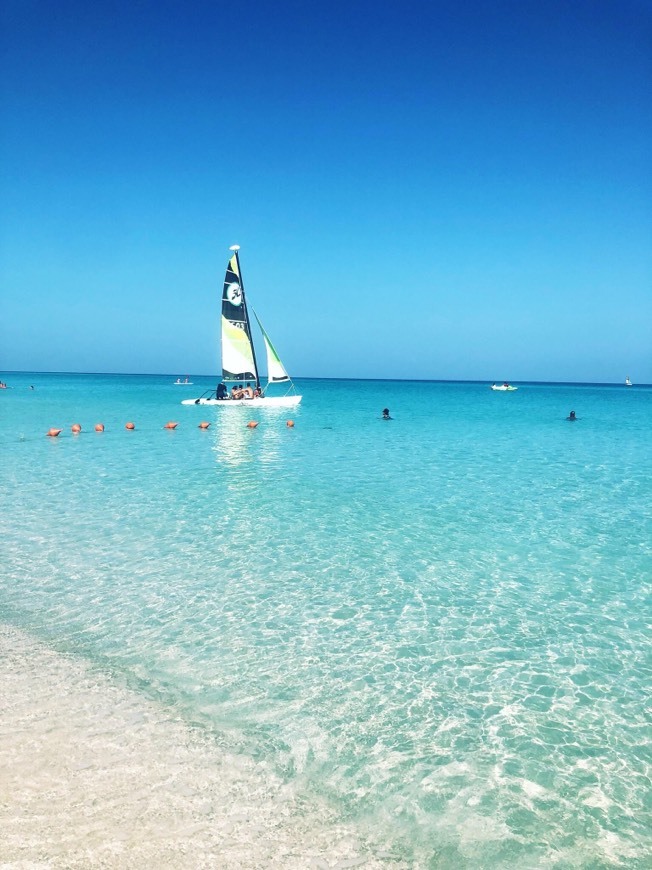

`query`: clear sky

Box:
[1,0,650,382]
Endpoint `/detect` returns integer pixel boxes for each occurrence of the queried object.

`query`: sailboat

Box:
[182,246,302,407]
[625,376,633,387]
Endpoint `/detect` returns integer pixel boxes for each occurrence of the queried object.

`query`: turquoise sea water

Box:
[1,372,651,867]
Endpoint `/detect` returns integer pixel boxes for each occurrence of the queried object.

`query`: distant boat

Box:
[183,246,301,407]
[625,376,633,387]
[174,377,193,385]
[491,383,518,391]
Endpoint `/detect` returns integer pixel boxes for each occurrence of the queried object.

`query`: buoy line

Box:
[44,421,296,436]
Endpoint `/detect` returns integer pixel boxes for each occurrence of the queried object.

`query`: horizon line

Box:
[0,370,649,388]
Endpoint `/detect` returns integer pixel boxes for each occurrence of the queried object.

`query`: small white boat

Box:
[491,383,518,391]
[174,378,193,385]
[625,376,633,387]
[182,246,302,408]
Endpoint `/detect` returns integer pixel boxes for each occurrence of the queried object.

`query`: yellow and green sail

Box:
[218,248,296,393]
[254,311,290,383]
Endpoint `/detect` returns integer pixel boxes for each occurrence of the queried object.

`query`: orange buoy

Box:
[46,428,62,437]
[286,420,295,427]
[246,421,259,428]
[125,422,135,430]
[71,423,82,434]
[164,421,178,430]
[94,423,104,432]
[198,421,210,429]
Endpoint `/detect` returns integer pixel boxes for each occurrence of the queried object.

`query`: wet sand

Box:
[0,626,395,869]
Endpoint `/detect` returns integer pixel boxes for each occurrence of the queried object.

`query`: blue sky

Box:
[1,0,650,382]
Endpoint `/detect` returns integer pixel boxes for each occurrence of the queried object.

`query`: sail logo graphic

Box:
[226,282,242,306]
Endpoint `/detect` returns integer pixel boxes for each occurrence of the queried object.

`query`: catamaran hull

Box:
[181,396,302,407]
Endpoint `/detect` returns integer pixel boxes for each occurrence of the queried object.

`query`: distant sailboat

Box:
[625,376,633,387]
[182,246,301,407]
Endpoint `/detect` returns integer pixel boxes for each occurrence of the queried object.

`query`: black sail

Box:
[220,253,259,385]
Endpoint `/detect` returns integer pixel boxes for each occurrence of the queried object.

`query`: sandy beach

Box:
[0,626,394,870]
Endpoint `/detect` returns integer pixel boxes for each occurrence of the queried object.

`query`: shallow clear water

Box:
[1,373,651,867]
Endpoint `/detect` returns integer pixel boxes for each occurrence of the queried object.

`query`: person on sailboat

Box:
[243,383,255,399]
[216,383,228,400]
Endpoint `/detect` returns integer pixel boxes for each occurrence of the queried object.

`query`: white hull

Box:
[491,385,518,391]
[182,395,302,407]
